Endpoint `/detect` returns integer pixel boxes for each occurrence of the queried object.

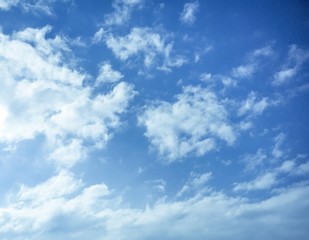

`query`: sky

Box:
[0,0,309,239]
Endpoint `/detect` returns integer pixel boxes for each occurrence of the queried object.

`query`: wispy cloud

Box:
[273,45,309,86]
[97,27,187,70]
[104,0,144,26]
[180,1,199,25]
[0,0,72,15]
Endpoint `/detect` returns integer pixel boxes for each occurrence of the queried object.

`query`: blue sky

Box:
[0,0,309,239]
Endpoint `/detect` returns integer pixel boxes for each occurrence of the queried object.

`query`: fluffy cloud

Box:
[0,26,136,168]
[97,27,187,70]
[1,172,308,240]
[96,62,124,84]
[180,1,199,25]
[138,86,236,162]
[0,0,18,10]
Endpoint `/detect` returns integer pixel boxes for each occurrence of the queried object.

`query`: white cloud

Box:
[101,27,187,70]
[233,172,278,191]
[232,64,255,79]
[96,62,124,84]
[252,45,274,58]
[138,86,236,162]
[241,149,267,172]
[48,139,87,168]
[238,92,275,117]
[0,0,71,15]
[273,44,309,86]
[0,0,18,10]
[272,133,286,159]
[177,171,212,197]
[1,174,309,240]
[104,0,144,26]
[0,26,136,168]
[180,1,199,25]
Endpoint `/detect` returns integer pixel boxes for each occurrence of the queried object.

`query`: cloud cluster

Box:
[139,86,236,162]
[95,27,187,70]
[0,26,136,168]
[0,0,71,15]
[1,171,308,240]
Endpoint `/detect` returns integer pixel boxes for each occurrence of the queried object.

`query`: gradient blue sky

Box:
[0,0,309,239]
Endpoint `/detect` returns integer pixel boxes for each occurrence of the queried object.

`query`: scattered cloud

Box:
[96,62,124,85]
[233,172,278,191]
[138,85,236,162]
[238,92,277,117]
[0,0,18,10]
[177,171,212,197]
[97,27,187,70]
[241,148,267,172]
[0,26,136,168]
[1,173,309,240]
[104,0,144,26]
[251,45,274,58]
[180,1,199,25]
[0,0,71,15]
[272,133,286,159]
[273,45,309,86]
[232,64,255,79]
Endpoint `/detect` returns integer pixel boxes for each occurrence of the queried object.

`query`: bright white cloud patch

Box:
[0,0,18,10]
[0,26,136,168]
[99,27,187,70]
[96,62,124,84]
[233,172,278,191]
[180,1,199,25]
[1,174,309,240]
[139,86,236,162]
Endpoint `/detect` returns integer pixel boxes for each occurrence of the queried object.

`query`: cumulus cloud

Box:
[96,62,124,84]
[98,27,187,70]
[273,45,309,86]
[0,26,136,168]
[180,1,199,25]
[1,173,309,240]
[138,86,236,162]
